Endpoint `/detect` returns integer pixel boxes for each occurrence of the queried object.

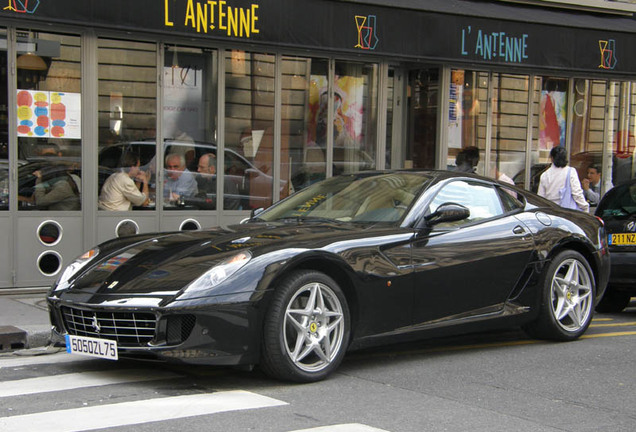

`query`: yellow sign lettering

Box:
[196,1,208,33]
[251,4,259,35]
[227,6,238,36]
[165,0,174,26]
[218,0,227,31]
[168,1,261,39]
[185,0,195,27]
[208,1,217,30]
[239,8,250,37]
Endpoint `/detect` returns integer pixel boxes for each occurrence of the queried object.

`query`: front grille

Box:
[166,314,196,345]
[61,307,157,347]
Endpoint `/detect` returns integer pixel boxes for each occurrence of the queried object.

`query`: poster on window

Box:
[16,90,81,139]
[448,83,462,149]
[163,66,203,142]
[306,76,363,148]
[539,90,567,150]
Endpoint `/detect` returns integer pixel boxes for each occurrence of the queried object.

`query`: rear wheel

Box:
[595,289,631,313]
[524,250,595,341]
[260,270,350,382]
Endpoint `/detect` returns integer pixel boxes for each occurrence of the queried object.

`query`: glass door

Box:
[406,68,439,169]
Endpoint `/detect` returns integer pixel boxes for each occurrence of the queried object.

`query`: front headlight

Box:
[184,251,251,293]
[53,247,100,292]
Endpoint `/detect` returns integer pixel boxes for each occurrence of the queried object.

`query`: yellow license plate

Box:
[609,233,636,246]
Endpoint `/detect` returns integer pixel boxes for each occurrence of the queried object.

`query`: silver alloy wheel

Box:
[283,282,345,373]
[550,257,593,332]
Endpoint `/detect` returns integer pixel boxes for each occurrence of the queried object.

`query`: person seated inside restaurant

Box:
[32,161,81,210]
[582,163,612,207]
[195,153,241,210]
[35,142,63,157]
[98,152,150,211]
[18,145,82,210]
[164,152,198,205]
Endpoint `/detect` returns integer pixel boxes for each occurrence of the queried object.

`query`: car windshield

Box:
[255,172,431,224]
[597,181,636,218]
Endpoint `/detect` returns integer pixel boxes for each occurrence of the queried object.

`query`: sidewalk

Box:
[0,291,52,352]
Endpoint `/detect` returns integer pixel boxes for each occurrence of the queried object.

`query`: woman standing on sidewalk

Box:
[538,146,589,212]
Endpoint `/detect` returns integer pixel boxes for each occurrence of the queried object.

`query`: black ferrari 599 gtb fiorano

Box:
[48,170,610,382]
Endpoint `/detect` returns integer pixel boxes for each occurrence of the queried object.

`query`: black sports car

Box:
[594,178,636,313]
[48,170,610,382]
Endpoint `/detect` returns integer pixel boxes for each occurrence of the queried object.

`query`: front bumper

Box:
[607,249,636,293]
[47,296,262,366]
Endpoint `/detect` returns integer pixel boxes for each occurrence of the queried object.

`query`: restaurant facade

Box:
[1,0,636,289]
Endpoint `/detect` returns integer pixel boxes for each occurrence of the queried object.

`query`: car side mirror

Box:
[240,207,265,224]
[418,203,470,228]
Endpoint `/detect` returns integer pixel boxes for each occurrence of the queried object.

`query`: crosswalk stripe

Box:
[0,390,287,432]
[0,351,80,369]
[290,424,389,432]
[0,369,181,398]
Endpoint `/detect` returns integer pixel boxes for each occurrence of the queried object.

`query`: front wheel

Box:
[260,270,350,382]
[524,250,595,341]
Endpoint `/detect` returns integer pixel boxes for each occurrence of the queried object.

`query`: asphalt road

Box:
[1,305,634,432]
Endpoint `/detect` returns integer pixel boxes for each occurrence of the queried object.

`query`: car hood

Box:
[55,221,402,298]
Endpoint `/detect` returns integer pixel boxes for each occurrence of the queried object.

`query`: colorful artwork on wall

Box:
[539,90,567,150]
[306,75,363,147]
[16,89,81,139]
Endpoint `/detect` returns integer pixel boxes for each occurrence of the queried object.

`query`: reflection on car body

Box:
[292,146,375,190]
[48,170,610,382]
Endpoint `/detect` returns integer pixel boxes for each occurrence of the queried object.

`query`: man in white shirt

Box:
[99,153,150,211]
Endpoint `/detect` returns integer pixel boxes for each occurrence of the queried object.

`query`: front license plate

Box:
[609,233,636,246]
[65,334,118,360]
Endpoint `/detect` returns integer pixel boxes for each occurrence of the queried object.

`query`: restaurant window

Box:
[601,81,636,186]
[489,73,530,187]
[385,67,396,169]
[282,56,328,192]
[447,70,488,173]
[224,50,276,210]
[0,29,7,210]
[97,38,156,211]
[515,76,543,192]
[407,68,439,170]
[565,79,612,196]
[331,61,378,175]
[15,31,81,212]
[162,45,218,210]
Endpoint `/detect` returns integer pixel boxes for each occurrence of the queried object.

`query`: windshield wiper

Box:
[274,216,337,223]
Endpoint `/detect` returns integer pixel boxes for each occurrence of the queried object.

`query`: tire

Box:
[595,289,631,313]
[260,270,350,382]
[524,250,595,341]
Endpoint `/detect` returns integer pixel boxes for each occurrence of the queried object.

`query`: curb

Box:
[0,327,51,353]
[27,329,52,350]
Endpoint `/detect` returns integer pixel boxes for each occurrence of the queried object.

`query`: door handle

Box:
[513,225,526,235]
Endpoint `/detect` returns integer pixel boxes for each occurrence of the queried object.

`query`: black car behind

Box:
[595,178,636,312]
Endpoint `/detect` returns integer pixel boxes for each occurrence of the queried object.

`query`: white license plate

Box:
[65,334,118,360]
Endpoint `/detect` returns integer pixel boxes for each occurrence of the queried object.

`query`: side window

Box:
[498,186,525,212]
[429,180,504,227]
